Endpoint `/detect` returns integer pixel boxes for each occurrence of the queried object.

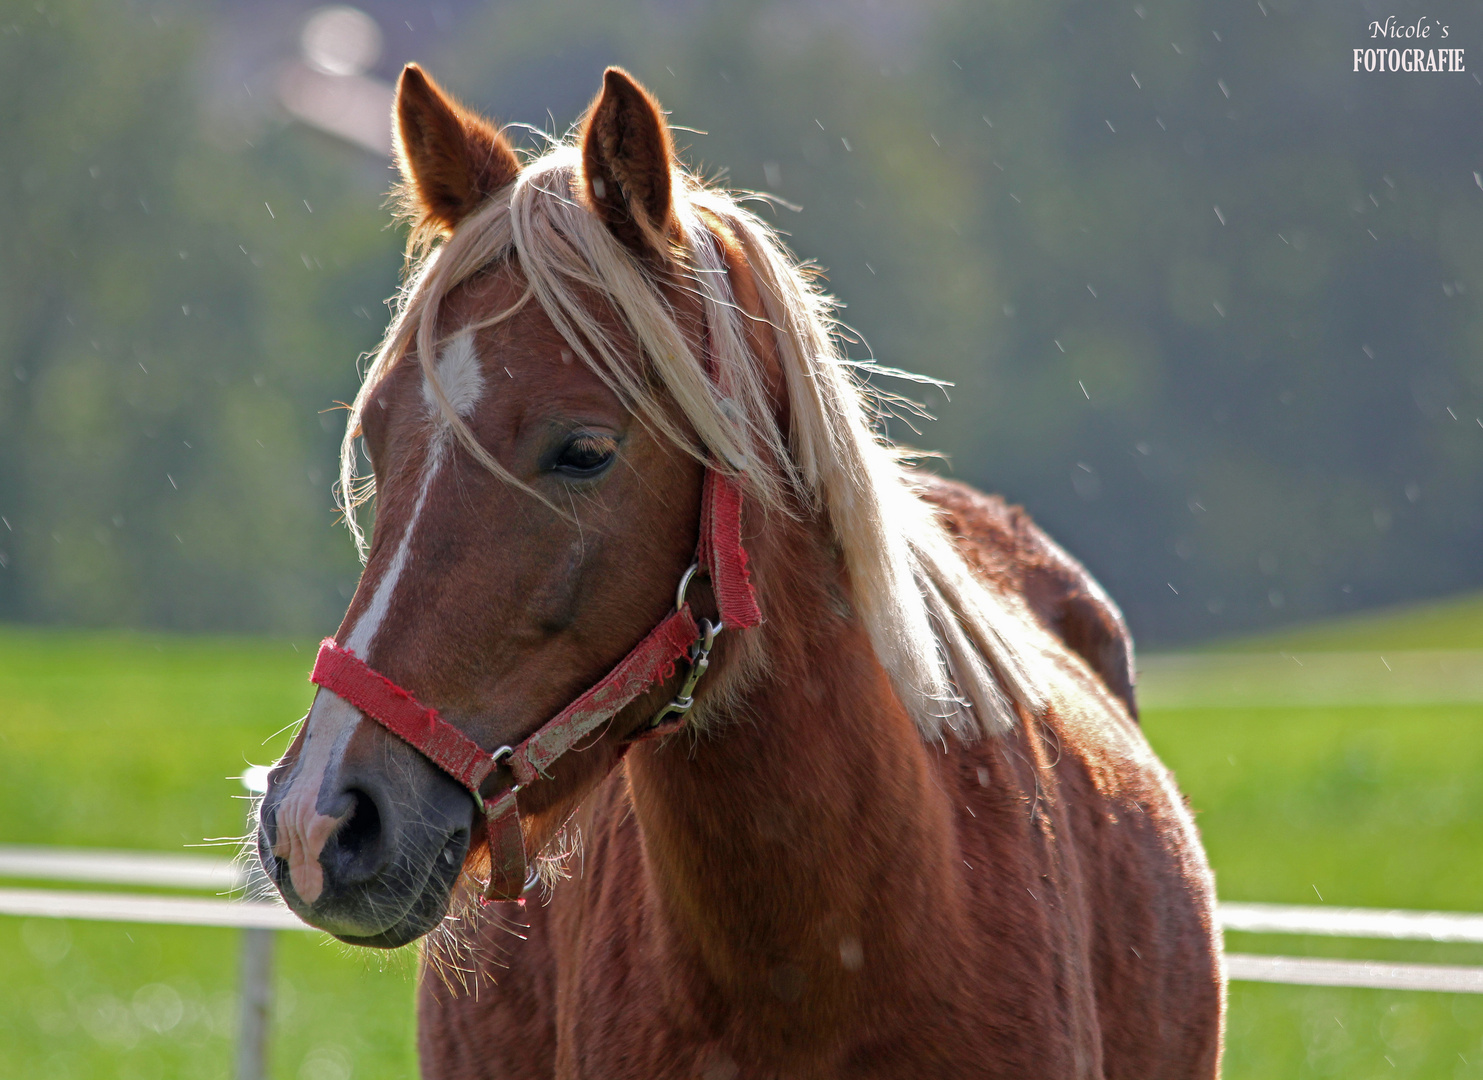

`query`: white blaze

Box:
[274,330,485,903]
[421,328,485,418]
[342,441,446,656]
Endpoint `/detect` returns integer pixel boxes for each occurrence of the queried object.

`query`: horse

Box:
[256,64,1224,1078]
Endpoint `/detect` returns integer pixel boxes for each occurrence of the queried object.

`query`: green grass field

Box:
[1,596,1481,1077]
[0,631,419,1079]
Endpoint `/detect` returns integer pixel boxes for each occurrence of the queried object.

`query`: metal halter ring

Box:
[471,744,521,816]
[492,745,523,790]
[674,562,701,612]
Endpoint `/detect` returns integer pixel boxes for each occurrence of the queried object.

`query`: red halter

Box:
[309,464,761,900]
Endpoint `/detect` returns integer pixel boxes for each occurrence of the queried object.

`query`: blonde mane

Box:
[341,142,1041,741]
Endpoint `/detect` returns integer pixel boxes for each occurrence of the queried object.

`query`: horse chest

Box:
[420,767,1122,1080]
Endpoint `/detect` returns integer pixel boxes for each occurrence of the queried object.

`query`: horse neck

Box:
[622,503,970,1032]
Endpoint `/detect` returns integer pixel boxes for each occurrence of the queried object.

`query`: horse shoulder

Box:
[911,471,1139,721]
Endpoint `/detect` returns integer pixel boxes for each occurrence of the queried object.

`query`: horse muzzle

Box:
[256,738,474,947]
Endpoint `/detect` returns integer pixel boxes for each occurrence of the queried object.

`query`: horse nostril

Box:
[337,788,383,865]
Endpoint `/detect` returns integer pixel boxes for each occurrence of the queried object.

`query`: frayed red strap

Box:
[310,607,703,902]
[700,471,761,630]
[510,607,699,785]
[311,641,494,794]
[482,790,525,902]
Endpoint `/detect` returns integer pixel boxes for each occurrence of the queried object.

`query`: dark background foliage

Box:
[2,0,1481,646]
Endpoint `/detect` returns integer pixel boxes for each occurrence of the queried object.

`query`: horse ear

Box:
[580,67,677,254]
[394,63,520,235]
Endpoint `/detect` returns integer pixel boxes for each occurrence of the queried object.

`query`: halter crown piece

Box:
[309,389,761,900]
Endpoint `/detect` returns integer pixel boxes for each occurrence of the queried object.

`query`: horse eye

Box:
[554,434,617,477]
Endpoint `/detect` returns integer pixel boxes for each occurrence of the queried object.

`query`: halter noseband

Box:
[308,457,760,901]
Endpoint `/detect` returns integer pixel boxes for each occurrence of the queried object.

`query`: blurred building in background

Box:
[1,0,1481,646]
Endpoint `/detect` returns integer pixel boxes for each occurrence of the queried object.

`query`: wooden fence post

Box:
[238,766,274,1080]
[236,925,275,1080]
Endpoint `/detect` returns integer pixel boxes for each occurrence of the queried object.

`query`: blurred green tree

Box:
[4,0,1482,645]
[0,0,397,632]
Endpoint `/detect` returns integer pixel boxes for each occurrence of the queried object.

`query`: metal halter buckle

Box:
[646,618,721,730]
[646,563,723,732]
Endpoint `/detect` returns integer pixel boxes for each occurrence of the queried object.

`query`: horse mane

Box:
[341,140,1042,741]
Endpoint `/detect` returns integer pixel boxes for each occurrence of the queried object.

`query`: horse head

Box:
[256,66,752,945]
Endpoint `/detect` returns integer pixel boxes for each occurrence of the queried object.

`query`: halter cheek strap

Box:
[309,467,761,901]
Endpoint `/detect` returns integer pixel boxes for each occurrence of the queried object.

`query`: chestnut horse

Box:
[257,65,1223,1078]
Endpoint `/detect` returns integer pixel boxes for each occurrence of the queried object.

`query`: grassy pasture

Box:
[0,630,419,1079]
[1,596,1482,1077]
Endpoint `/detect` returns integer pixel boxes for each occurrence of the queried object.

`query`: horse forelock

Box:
[341,139,1045,743]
